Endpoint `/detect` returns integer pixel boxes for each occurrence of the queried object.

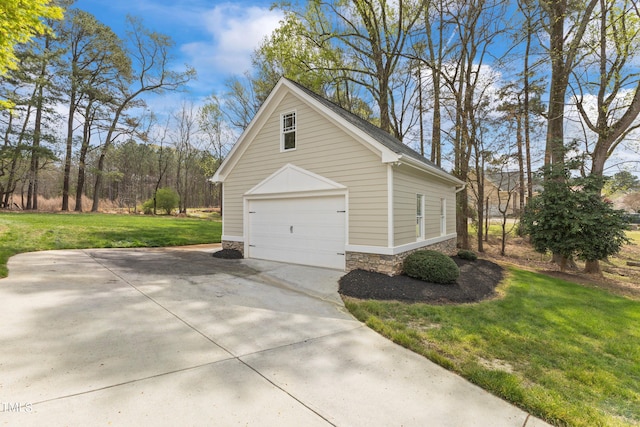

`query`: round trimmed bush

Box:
[141,187,180,215]
[403,250,460,284]
[457,249,478,261]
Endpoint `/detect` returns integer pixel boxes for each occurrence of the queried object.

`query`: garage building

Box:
[211,78,464,275]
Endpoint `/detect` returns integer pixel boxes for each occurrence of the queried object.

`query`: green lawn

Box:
[3,212,638,425]
[0,212,221,278]
[345,268,640,427]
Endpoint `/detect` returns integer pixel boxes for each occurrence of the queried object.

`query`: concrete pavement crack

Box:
[30,359,236,406]
[81,249,342,426]
[83,250,236,357]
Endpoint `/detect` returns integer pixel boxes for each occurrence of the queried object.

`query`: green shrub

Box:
[141,199,154,215]
[142,187,180,215]
[403,250,460,284]
[520,169,630,264]
[457,249,478,261]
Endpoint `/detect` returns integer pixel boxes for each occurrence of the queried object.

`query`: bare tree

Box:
[439,0,509,249]
[414,0,448,165]
[289,0,425,138]
[90,16,195,212]
[151,116,171,215]
[493,159,518,257]
[172,102,199,214]
[517,0,544,201]
[222,73,262,132]
[573,0,640,182]
[570,0,640,273]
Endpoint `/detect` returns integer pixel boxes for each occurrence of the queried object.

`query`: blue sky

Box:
[67,0,639,177]
[73,0,283,102]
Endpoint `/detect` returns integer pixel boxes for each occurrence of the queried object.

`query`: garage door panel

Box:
[248,196,345,269]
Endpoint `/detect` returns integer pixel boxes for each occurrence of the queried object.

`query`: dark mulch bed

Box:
[339,257,504,304]
[212,249,243,259]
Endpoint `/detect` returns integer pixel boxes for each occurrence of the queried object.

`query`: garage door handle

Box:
[290,226,293,233]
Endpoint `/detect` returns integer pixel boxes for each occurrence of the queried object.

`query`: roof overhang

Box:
[211,77,464,189]
[394,154,466,187]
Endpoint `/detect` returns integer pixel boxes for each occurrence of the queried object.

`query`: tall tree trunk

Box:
[475,149,484,252]
[378,74,391,136]
[2,110,14,208]
[484,196,489,242]
[545,9,567,170]
[92,102,127,212]
[62,71,77,212]
[75,100,94,212]
[425,1,443,166]
[27,77,46,210]
[91,149,106,212]
[454,82,469,249]
[542,0,598,269]
[431,68,442,165]
[3,150,21,208]
[584,260,601,275]
[4,91,35,207]
[523,24,533,201]
[417,65,424,156]
[543,0,599,169]
[516,109,525,214]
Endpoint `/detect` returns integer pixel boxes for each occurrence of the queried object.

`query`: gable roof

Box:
[213,77,464,186]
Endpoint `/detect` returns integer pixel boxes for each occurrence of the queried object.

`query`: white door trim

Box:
[245,192,348,269]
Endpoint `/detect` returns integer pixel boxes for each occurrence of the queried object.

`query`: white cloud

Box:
[181,4,283,80]
[75,0,282,98]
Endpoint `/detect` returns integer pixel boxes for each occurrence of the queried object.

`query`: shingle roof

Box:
[285,78,452,177]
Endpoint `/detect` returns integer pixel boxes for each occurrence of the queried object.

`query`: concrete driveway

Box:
[0,246,549,426]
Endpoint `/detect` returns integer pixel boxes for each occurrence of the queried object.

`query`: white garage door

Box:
[248,196,346,269]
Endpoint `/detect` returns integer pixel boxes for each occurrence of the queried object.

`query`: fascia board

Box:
[211,80,289,183]
[285,82,400,164]
[398,154,465,186]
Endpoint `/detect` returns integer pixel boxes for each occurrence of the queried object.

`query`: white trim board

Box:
[221,235,244,243]
[345,233,457,256]
[245,163,346,196]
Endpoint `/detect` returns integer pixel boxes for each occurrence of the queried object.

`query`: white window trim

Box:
[280,110,297,152]
[417,194,425,241]
[440,198,446,236]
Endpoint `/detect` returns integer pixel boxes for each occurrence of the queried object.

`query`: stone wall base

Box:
[222,240,244,256]
[345,238,457,276]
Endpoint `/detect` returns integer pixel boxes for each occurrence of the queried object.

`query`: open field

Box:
[0,212,221,278]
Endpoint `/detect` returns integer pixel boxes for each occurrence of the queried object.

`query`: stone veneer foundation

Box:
[345,237,458,276]
[223,237,457,276]
[222,240,244,256]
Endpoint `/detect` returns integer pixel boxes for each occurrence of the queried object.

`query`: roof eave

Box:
[208,78,291,184]
[210,170,223,183]
[395,154,465,186]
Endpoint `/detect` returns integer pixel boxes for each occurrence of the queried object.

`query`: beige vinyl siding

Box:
[223,93,388,247]
[393,165,456,246]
